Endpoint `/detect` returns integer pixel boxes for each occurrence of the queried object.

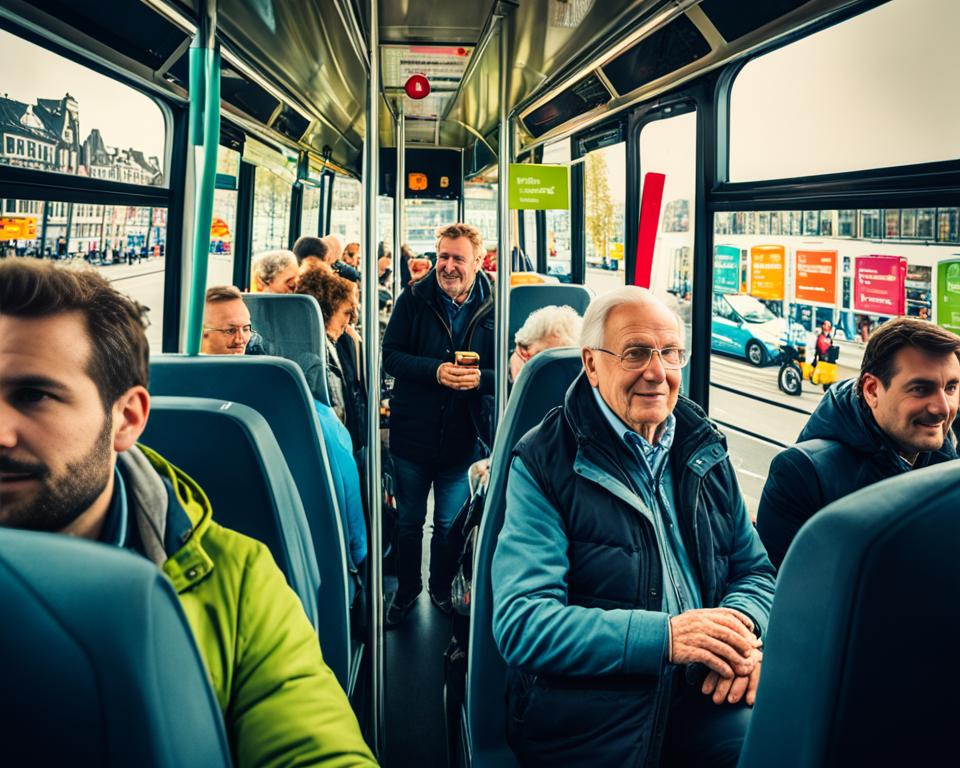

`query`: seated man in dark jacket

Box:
[758,317,960,569]
[492,287,775,768]
[382,222,494,626]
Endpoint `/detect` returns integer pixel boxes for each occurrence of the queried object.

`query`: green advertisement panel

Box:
[508,163,569,210]
[937,259,960,334]
[714,245,741,294]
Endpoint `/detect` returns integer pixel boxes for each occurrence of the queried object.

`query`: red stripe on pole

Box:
[634,172,665,288]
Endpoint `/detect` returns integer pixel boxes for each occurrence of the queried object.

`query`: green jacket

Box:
[120,445,377,768]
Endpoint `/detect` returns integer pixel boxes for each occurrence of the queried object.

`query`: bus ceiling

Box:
[4,0,868,177]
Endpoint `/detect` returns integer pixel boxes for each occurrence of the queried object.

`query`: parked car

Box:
[711,293,787,366]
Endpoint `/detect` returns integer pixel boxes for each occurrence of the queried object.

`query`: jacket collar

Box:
[118,444,216,593]
[563,373,725,476]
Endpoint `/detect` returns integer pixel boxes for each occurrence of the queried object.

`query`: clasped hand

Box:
[437,362,480,390]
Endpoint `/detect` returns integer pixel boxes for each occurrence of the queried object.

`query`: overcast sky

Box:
[0,28,166,160]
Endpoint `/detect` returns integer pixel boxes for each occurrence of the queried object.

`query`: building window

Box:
[884,210,900,238]
[861,209,881,239]
[938,208,959,242]
[900,209,918,238]
[838,210,856,237]
[5,136,13,154]
[27,142,36,159]
[16,139,24,155]
[917,208,935,239]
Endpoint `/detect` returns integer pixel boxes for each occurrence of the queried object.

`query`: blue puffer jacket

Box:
[757,379,958,569]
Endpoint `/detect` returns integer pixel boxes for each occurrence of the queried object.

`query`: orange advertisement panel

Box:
[0,216,37,241]
[794,249,838,305]
[750,245,785,300]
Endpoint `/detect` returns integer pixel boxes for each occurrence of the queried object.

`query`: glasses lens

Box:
[620,347,653,370]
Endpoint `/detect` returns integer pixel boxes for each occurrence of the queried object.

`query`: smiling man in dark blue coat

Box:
[492,287,775,768]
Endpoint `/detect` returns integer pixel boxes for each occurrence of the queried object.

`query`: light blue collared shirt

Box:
[98,466,129,548]
[590,387,701,615]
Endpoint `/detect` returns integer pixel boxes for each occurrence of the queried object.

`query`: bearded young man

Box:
[381,222,495,627]
[0,260,377,768]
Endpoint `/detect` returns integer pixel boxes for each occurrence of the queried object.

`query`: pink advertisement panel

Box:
[854,255,907,315]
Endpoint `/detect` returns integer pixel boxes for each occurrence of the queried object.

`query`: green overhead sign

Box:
[508,163,569,210]
[938,259,960,334]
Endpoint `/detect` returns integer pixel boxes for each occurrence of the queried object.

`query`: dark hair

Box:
[293,236,327,264]
[857,317,960,397]
[296,269,355,325]
[204,285,243,303]
[0,259,149,409]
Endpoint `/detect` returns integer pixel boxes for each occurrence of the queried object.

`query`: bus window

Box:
[523,209,538,268]
[0,199,167,349]
[252,167,292,254]
[208,146,240,288]
[464,182,497,250]
[301,185,322,239]
[729,0,960,181]
[542,139,572,282]
[330,176,361,244]
[0,28,167,187]
[583,142,626,295]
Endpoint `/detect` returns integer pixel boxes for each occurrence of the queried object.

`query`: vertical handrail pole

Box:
[363,0,385,757]
[393,101,405,300]
[185,0,220,355]
[493,18,512,431]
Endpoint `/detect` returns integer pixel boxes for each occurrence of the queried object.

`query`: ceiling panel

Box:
[379,0,495,43]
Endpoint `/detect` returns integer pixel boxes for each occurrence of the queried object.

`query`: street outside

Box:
[98,257,166,349]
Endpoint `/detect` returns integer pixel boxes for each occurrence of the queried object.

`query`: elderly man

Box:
[382,222,494,626]
[251,249,299,294]
[492,286,775,768]
[509,304,582,382]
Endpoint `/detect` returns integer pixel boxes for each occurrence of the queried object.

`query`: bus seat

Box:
[149,356,351,690]
[242,293,329,404]
[508,284,592,347]
[0,528,231,768]
[141,396,321,629]
[739,460,960,768]
[467,348,584,768]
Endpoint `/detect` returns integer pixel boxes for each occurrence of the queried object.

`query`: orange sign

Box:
[794,249,838,305]
[408,172,428,191]
[210,217,231,240]
[0,216,37,241]
[750,245,785,300]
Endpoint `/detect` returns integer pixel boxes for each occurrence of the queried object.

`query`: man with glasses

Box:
[201,286,253,355]
[492,286,775,768]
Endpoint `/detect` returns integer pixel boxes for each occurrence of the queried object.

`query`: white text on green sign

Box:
[508,163,569,210]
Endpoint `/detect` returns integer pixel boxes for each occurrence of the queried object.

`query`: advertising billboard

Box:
[938,259,960,334]
[714,245,741,294]
[749,245,785,300]
[854,255,907,315]
[794,249,837,305]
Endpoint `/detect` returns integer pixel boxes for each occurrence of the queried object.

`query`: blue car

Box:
[711,293,788,366]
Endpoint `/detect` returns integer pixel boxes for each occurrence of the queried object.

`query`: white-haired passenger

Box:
[509,304,583,382]
[251,249,299,294]
[491,286,775,767]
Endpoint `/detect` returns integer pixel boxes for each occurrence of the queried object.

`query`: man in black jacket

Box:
[758,317,960,569]
[382,222,494,626]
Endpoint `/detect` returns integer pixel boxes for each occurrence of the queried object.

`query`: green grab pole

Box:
[185,43,221,355]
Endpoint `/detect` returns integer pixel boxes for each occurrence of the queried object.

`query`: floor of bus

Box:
[384,504,453,767]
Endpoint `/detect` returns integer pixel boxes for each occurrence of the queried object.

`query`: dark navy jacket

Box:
[757,378,958,569]
[494,374,775,767]
[382,268,494,465]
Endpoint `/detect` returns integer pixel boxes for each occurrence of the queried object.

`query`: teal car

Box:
[711,293,788,366]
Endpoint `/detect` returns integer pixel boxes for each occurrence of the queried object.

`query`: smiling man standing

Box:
[382,222,494,627]
[492,286,775,768]
[758,316,960,569]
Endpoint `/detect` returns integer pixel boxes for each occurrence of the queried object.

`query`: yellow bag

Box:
[812,361,838,385]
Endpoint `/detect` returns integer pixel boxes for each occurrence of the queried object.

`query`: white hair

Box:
[515,305,583,348]
[580,286,685,348]
[251,249,297,285]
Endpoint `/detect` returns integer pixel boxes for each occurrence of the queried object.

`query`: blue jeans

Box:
[391,448,480,599]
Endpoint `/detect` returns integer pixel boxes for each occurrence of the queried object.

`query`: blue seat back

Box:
[242,293,329,404]
[141,396,321,629]
[508,284,592,346]
[149,356,350,688]
[0,528,231,768]
[739,461,960,768]
[467,348,584,767]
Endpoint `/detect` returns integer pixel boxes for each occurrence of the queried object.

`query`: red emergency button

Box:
[404,74,431,100]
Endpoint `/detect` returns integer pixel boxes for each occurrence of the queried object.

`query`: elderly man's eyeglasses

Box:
[203,324,254,337]
[594,346,688,371]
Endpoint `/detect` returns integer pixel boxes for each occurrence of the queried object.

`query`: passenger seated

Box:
[200,285,252,355]
[492,286,775,768]
[0,260,376,767]
[251,249,299,294]
[200,278,367,574]
[509,304,583,383]
[758,316,960,569]
[293,235,332,276]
